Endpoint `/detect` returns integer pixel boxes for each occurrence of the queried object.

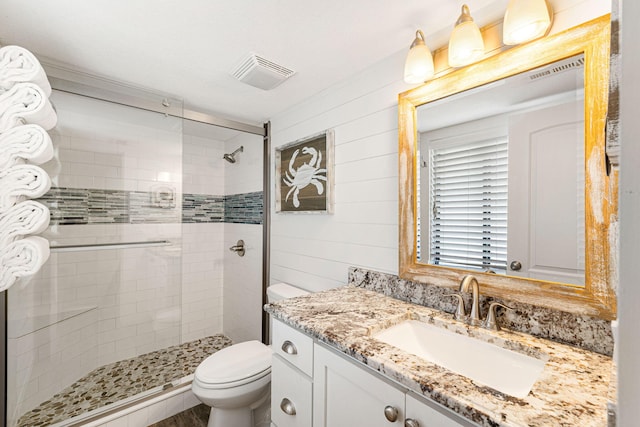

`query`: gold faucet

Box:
[459,275,482,326]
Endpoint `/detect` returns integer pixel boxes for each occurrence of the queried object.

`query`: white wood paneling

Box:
[269,0,611,293]
[335,154,397,183]
[335,178,397,203]
[270,265,344,293]
[272,218,396,247]
[618,0,640,424]
[269,51,435,290]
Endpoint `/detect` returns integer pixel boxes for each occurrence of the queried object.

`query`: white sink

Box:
[372,320,547,398]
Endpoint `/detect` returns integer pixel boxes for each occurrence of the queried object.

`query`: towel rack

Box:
[49,240,171,252]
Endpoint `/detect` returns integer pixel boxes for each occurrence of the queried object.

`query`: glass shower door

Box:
[6,89,184,426]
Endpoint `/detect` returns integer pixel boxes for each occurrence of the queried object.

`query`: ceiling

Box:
[418,54,585,132]
[0,0,506,126]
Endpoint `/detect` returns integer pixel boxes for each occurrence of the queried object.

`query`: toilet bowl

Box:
[192,282,309,427]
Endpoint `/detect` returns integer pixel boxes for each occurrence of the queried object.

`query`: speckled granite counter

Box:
[265,286,612,427]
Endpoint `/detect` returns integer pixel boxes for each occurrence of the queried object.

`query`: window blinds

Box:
[429,137,508,272]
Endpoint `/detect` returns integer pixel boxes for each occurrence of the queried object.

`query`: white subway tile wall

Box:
[182,132,225,196]
[222,132,264,344]
[223,222,263,343]
[181,222,224,343]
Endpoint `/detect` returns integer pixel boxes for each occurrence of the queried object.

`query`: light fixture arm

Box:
[455,5,474,26]
[410,30,427,50]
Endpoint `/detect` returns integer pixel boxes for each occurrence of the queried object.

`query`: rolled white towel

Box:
[0,164,51,213]
[0,82,57,132]
[0,235,50,292]
[0,200,50,247]
[0,124,54,169]
[0,46,51,96]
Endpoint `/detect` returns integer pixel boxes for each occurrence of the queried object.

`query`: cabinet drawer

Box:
[271,355,313,427]
[272,319,314,376]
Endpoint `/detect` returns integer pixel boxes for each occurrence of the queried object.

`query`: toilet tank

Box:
[267,282,310,302]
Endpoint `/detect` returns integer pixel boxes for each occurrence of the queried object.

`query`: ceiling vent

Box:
[528,54,585,82]
[231,53,296,90]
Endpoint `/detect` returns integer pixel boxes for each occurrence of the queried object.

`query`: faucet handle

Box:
[444,294,466,321]
[483,302,513,331]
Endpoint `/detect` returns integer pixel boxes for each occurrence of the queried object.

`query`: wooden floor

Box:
[149,404,210,427]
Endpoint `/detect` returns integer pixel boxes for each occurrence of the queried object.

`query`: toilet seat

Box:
[194,340,272,389]
[194,366,270,390]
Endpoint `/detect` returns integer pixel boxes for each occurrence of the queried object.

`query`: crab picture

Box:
[282,146,327,208]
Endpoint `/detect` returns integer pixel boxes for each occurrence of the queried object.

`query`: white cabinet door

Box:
[313,343,405,427]
[405,392,477,427]
[271,355,313,427]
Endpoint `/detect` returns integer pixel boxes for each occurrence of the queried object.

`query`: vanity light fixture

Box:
[503,0,553,45]
[403,30,435,84]
[448,4,485,67]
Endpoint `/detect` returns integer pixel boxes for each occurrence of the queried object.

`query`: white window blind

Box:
[429,137,508,272]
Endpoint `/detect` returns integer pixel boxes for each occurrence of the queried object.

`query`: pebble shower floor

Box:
[16,335,232,427]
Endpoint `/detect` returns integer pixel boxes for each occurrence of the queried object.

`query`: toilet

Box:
[192,282,309,427]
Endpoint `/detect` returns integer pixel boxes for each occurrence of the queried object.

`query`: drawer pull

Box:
[384,405,399,422]
[280,398,297,415]
[281,340,298,355]
[405,419,420,427]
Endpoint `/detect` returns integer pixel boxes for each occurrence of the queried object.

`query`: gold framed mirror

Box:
[398,15,616,319]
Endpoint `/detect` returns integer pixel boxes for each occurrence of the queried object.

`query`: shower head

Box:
[223,146,244,164]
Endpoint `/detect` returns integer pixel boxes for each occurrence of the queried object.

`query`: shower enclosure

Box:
[2,74,267,426]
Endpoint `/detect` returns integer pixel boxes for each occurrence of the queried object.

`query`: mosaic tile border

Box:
[181,191,263,224]
[224,191,263,225]
[348,267,614,355]
[38,187,263,225]
[182,194,224,223]
[16,334,232,427]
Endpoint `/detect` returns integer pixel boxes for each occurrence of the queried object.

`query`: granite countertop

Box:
[265,285,612,427]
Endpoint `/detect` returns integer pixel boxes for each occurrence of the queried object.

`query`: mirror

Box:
[417,53,585,286]
[398,15,616,319]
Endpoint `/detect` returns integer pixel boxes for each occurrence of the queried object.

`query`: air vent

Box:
[231,53,296,90]
[528,54,585,81]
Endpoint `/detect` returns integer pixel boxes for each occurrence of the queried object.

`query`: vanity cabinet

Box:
[271,320,314,427]
[271,320,476,427]
[313,343,475,427]
[404,393,476,427]
[313,343,405,426]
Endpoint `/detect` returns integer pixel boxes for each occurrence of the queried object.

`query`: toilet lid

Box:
[195,340,272,385]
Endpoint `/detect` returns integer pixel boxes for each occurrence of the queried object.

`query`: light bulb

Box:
[503,0,552,45]
[448,5,485,68]
[404,30,435,84]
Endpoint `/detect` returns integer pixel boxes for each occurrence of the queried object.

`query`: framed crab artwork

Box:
[275,130,334,213]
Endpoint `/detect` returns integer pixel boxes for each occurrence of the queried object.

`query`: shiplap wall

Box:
[617,0,640,423]
[269,0,610,293]
[271,50,411,292]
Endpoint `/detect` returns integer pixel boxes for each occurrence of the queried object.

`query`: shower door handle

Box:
[229,240,245,257]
